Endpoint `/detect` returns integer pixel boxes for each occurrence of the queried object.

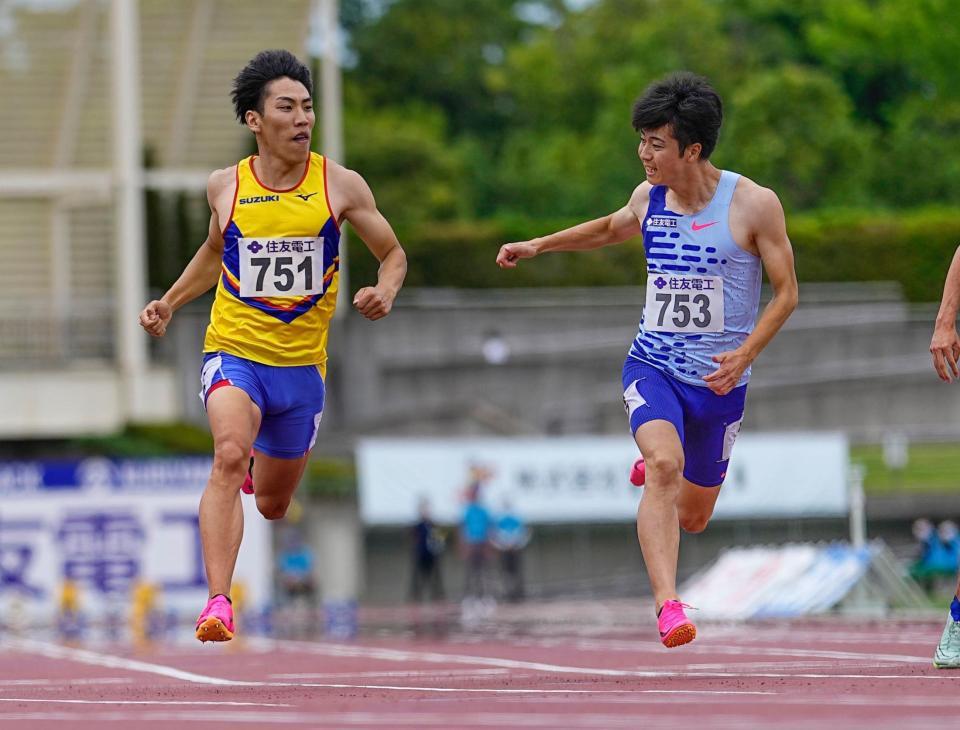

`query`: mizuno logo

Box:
[691,220,718,231]
[239,195,279,205]
[296,192,318,201]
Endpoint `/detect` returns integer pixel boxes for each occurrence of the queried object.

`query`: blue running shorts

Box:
[621,357,747,487]
[200,352,325,459]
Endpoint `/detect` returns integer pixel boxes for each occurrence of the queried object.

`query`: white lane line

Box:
[255,637,938,675]
[1,639,253,687]
[0,678,132,687]
[270,669,512,679]
[681,661,906,671]
[499,635,934,664]
[2,638,773,695]
[0,698,291,707]
[254,637,677,677]
[11,637,954,694]
[290,686,775,695]
[0,710,775,727]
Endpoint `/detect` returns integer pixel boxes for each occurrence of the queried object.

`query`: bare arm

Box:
[138,170,231,337]
[329,162,407,321]
[496,184,649,268]
[931,245,960,382]
[703,187,798,395]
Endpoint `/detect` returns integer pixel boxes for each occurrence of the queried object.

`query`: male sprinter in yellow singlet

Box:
[138,50,407,642]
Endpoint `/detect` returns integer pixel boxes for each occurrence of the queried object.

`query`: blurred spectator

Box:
[410,498,445,602]
[277,528,316,604]
[940,521,960,573]
[460,467,493,602]
[910,518,959,592]
[492,498,531,602]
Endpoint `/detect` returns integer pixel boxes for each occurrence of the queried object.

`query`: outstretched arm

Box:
[495,184,649,268]
[931,245,960,382]
[703,187,798,395]
[139,170,230,337]
[329,163,407,321]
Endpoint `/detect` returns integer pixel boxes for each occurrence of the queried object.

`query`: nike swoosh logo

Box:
[296,192,318,201]
[691,220,718,231]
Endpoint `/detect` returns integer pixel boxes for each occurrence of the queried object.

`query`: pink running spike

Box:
[240,450,254,495]
[657,599,696,648]
[629,457,646,487]
[195,594,235,642]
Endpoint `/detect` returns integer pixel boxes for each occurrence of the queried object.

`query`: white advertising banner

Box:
[0,457,271,622]
[357,433,849,525]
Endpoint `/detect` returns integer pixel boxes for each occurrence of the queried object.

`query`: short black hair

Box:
[631,72,723,159]
[231,49,313,124]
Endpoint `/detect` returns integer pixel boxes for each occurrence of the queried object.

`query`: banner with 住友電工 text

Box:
[0,457,271,622]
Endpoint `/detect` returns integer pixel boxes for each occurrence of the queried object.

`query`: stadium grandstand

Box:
[0,0,312,436]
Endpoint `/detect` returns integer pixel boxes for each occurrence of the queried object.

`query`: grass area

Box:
[68,423,357,498]
[851,443,960,494]
[23,427,960,498]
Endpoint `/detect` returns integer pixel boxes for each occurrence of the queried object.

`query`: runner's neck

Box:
[664,164,722,216]
[251,151,310,191]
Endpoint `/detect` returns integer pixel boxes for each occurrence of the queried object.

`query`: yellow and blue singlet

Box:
[203,152,340,371]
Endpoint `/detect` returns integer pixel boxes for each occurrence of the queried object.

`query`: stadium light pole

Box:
[110,0,149,420]
[313,0,348,317]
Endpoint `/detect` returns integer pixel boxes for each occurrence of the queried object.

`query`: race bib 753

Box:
[644,274,724,334]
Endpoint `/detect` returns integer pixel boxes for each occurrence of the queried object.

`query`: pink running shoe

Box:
[195,594,234,642]
[240,450,254,495]
[629,457,646,487]
[657,599,696,648]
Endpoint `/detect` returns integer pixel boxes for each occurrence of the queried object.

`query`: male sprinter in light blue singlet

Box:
[496,73,798,647]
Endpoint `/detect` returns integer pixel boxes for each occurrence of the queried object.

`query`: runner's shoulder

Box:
[327,159,374,210]
[731,174,784,220]
[626,181,653,219]
[325,158,365,190]
[629,180,653,206]
[206,166,235,198]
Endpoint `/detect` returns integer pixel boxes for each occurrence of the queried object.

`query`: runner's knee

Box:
[212,440,249,481]
[256,495,290,521]
[679,511,710,534]
[643,452,684,486]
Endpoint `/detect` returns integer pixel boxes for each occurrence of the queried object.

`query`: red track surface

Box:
[0,601,958,729]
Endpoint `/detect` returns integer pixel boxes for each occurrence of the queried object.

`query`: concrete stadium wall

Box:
[171,282,960,448]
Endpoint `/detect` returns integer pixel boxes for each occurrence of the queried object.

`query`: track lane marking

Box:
[0,678,132,687]
[0,698,291,707]
[0,639,773,694]
[1,639,254,686]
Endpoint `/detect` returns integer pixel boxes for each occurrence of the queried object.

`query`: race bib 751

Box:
[238,237,324,298]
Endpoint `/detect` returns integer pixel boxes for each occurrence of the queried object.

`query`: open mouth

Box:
[293,133,310,143]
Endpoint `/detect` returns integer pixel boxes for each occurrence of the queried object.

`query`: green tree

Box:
[343,90,469,223]
[717,65,873,210]
[805,0,960,126]
[881,97,960,207]
[346,0,559,139]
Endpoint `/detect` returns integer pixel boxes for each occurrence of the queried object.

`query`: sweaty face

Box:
[248,77,315,158]
[637,125,689,184]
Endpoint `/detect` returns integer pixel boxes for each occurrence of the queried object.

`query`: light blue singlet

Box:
[628,171,762,387]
